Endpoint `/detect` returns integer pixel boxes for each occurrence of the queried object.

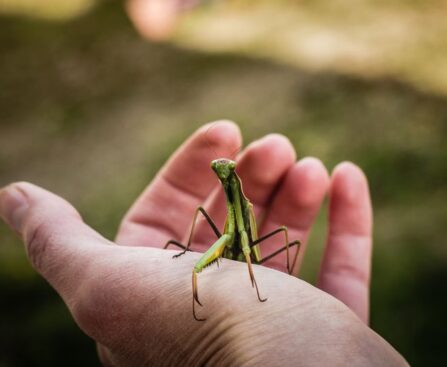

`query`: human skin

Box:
[125,0,200,40]
[0,122,408,366]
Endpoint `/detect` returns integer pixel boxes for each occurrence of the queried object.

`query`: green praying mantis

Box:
[164,158,301,321]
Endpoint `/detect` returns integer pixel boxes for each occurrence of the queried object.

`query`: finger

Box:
[317,162,372,324]
[259,157,329,274]
[193,134,296,251]
[0,182,111,305]
[0,182,193,348]
[116,121,241,247]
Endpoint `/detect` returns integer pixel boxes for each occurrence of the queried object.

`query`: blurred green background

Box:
[1,0,446,366]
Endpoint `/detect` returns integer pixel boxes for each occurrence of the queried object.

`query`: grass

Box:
[0,1,446,366]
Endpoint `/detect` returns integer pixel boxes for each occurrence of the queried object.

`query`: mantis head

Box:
[211,159,236,181]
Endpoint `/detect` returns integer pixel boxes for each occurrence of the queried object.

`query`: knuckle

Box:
[25,220,53,271]
[338,262,369,285]
[326,260,370,287]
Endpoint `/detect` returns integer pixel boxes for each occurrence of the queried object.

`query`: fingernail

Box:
[0,185,29,232]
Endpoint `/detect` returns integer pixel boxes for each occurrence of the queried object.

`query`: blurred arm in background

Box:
[0,122,408,366]
[126,0,200,40]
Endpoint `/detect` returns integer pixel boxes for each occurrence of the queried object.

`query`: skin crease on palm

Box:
[0,122,409,366]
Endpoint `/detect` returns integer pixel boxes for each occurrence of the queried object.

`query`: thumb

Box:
[0,182,111,303]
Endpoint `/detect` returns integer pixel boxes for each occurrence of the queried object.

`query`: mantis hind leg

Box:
[250,227,301,275]
[163,206,221,258]
[164,240,187,250]
[257,241,301,274]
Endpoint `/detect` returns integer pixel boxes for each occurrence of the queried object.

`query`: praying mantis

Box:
[164,158,301,321]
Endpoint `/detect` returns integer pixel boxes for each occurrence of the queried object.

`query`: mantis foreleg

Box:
[192,234,232,321]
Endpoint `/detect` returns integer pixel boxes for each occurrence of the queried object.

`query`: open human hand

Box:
[117,121,372,323]
[0,122,407,366]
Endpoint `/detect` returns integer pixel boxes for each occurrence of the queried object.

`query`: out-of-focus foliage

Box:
[0,0,96,20]
[0,0,446,366]
[175,0,447,95]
